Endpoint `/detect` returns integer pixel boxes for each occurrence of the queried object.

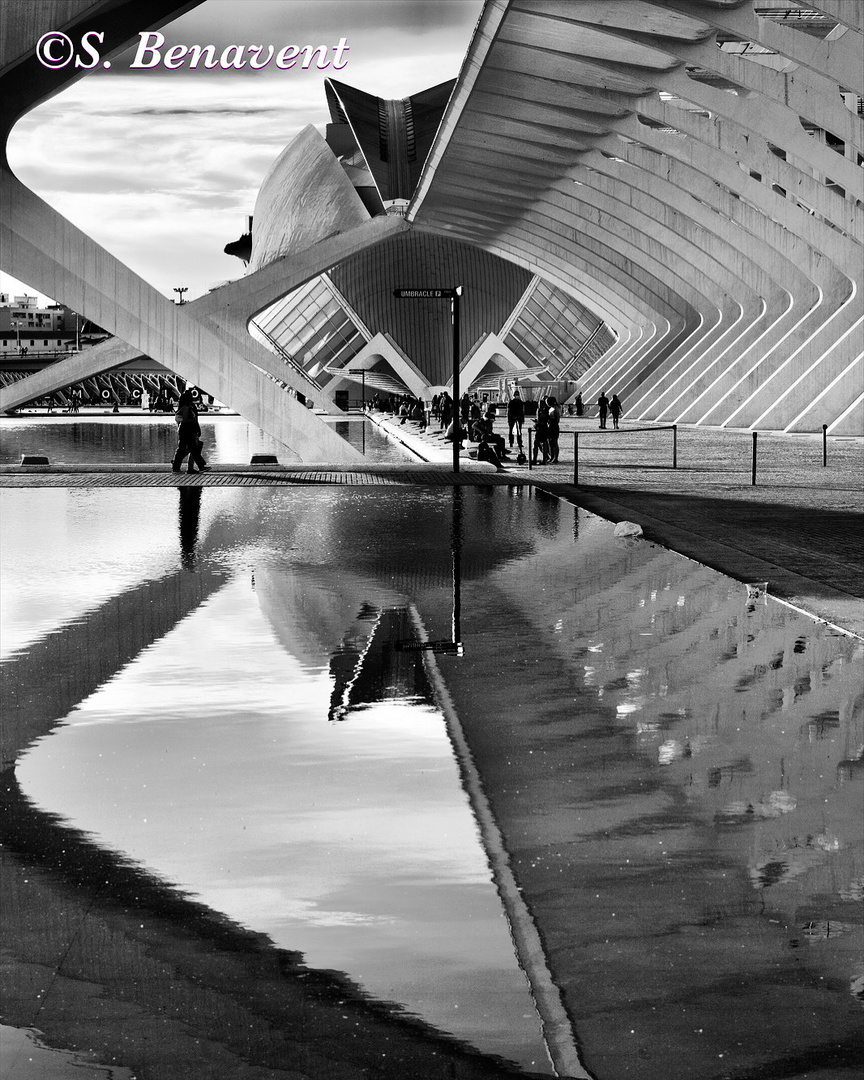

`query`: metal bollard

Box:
[527,429,532,471]
[672,424,677,469]
[573,431,579,485]
[751,431,758,486]
[822,424,827,467]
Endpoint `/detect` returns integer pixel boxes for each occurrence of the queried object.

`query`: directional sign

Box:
[393,288,456,299]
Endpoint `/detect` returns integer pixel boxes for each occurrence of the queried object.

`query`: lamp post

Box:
[173,287,188,305]
[392,286,463,472]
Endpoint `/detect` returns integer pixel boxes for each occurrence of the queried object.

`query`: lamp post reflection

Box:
[451,485,462,651]
[397,486,463,657]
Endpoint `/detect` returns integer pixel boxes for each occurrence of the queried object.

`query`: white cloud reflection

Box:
[16,573,547,1065]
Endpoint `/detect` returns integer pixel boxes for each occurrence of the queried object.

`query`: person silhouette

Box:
[597,391,609,429]
[171,390,208,474]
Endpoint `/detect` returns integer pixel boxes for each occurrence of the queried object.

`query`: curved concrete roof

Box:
[249,126,370,273]
[409,0,863,434]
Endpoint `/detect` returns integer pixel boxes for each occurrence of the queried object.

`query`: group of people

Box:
[373,393,427,425]
[367,386,625,469]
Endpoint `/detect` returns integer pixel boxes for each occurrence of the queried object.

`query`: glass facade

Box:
[504,280,616,379]
[251,268,616,396]
[250,277,367,388]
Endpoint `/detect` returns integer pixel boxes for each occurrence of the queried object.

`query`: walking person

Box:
[574,391,584,417]
[609,393,623,430]
[546,396,561,463]
[507,391,525,448]
[172,390,208,474]
[597,391,609,429]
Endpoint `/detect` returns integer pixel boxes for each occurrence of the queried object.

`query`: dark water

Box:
[2,484,861,1080]
[0,415,414,465]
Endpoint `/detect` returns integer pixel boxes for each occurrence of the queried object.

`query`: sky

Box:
[2,0,483,307]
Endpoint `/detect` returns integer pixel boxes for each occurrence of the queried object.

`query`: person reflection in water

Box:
[178,488,201,569]
[172,390,208,474]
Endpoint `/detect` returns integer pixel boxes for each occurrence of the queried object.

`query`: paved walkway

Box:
[2,417,861,637]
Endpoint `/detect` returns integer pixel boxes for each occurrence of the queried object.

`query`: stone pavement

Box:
[2,416,861,637]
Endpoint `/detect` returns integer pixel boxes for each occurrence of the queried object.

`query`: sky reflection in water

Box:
[10,486,554,1072]
[5,483,863,1079]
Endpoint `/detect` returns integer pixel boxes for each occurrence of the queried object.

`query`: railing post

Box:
[672,424,677,469]
[751,431,758,486]
[527,428,533,471]
[573,431,579,485]
[822,424,827,467]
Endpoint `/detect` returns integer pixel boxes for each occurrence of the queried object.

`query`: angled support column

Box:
[0,2,404,461]
[0,211,408,421]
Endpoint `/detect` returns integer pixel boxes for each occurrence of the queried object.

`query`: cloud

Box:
[106,0,481,73]
[4,0,483,301]
[127,106,285,116]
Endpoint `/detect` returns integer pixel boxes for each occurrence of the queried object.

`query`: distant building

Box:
[0,294,108,359]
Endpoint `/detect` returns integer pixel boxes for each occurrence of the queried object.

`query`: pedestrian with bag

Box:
[172,390,209,474]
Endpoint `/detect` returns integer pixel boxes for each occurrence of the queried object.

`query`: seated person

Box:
[470,417,487,442]
[474,416,509,457]
[476,439,504,470]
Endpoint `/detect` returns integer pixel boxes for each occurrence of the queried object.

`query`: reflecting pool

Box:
[0,414,414,465]
[1,484,861,1080]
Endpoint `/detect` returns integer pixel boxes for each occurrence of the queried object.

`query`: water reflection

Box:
[0,415,414,465]
[330,418,415,462]
[2,485,862,1080]
[178,487,202,569]
[328,606,435,722]
[6,486,558,1076]
[1,771,540,1080]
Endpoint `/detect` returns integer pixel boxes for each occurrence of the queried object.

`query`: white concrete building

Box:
[1,1,861,453]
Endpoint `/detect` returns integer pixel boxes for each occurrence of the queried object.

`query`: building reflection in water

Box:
[2,484,861,1080]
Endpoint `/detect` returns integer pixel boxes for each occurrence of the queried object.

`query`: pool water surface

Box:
[1,483,861,1080]
[0,414,414,465]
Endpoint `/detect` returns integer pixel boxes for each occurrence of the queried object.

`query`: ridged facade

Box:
[410,0,863,434]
